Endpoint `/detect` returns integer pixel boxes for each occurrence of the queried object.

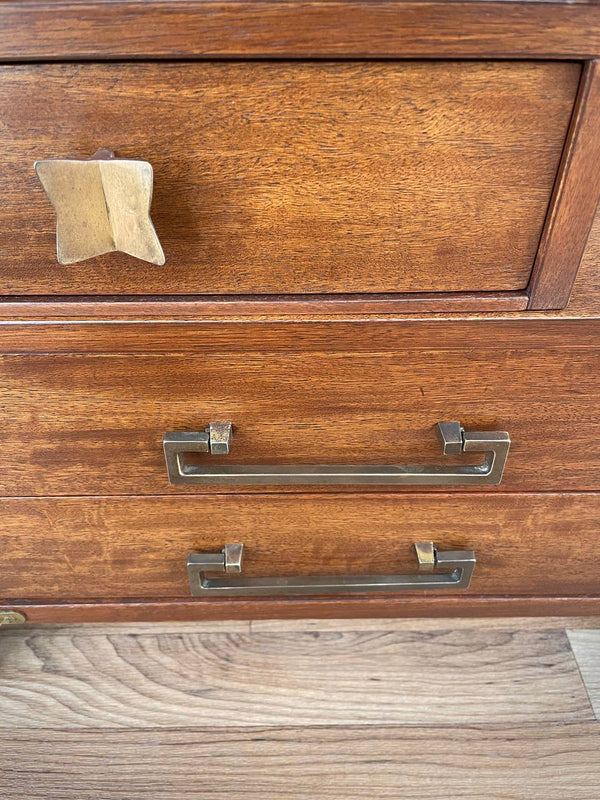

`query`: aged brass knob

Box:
[35,148,165,266]
[0,610,27,626]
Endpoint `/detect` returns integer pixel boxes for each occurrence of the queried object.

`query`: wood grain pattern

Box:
[0,292,530,319]
[7,596,600,623]
[2,200,600,320]
[568,629,600,720]
[0,626,593,727]
[2,197,600,324]
[1,618,597,796]
[1,724,599,800]
[557,202,600,317]
[5,199,600,322]
[0,62,577,296]
[0,325,598,494]
[1,318,597,354]
[528,61,600,310]
[2,198,600,321]
[0,494,598,601]
[3,617,599,637]
[252,616,600,633]
[0,1,599,60]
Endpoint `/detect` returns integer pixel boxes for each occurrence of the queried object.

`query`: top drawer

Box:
[0,61,579,298]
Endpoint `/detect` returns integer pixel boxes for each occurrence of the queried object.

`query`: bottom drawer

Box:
[1,494,599,623]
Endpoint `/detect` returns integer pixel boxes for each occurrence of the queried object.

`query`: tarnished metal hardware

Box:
[164,421,510,486]
[204,422,233,455]
[187,542,476,596]
[0,610,27,626]
[163,422,233,464]
[35,148,165,265]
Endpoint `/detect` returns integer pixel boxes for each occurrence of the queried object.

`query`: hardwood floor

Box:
[568,629,600,720]
[0,618,598,799]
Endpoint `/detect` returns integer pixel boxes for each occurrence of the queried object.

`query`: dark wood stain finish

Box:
[0,322,598,495]
[1,494,599,603]
[0,318,597,353]
[0,62,578,297]
[0,1,599,61]
[7,596,600,624]
[528,61,600,310]
[0,292,531,319]
[1,0,600,621]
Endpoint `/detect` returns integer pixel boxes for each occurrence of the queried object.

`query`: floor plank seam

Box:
[2,721,597,734]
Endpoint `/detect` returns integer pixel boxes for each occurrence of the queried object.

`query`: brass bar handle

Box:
[163,421,510,486]
[187,542,476,597]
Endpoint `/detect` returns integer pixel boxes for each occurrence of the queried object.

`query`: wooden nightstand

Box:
[0,0,599,624]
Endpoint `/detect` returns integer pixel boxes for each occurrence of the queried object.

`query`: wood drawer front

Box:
[0,320,598,495]
[1,494,598,603]
[1,61,579,297]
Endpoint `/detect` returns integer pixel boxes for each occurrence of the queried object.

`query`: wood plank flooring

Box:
[0,618,598,799]
[1,724,599,800]
[568,628,600,720]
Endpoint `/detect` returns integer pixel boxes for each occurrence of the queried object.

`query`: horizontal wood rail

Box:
[4,596,600,623]
[0,293,529,319]
[0,1,599,61]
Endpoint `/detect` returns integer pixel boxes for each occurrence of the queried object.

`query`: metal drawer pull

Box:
[164,421,510,486]
[187,542,476,597]
[0,610,27,626]
[35,148,165,266]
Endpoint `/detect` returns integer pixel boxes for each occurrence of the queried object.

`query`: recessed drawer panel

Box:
[0,320,598,495]
[0,494,598,603]
[0,61,579,296]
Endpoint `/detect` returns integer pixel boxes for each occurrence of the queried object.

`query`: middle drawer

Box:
[0,320,597,495]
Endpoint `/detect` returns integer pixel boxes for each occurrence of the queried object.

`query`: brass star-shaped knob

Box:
[34,148,165,265]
